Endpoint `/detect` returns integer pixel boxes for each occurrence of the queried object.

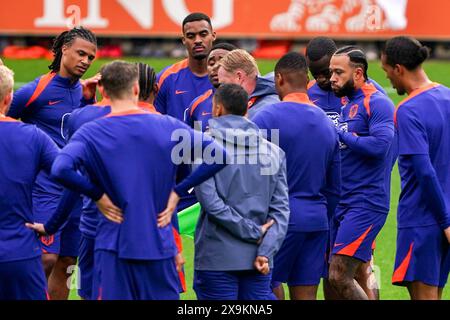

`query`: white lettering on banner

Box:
[162,0,234,29]
[117,0,153,29]
[34,0,233,30]
[82,0,108,28]
[35,0,67,27]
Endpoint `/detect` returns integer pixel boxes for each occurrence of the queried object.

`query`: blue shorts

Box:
[0,257,48,300]
[96,250,180,300]
[272,231,328,286]
[392,225,450,288]
[194,270,276,300]
[330,207,387,263]
[36,193,82,257]
[78,235,95,300]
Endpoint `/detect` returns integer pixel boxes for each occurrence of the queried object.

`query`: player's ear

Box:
[275,72,283,87]
[133,81,140,97]
[394,64,403,76]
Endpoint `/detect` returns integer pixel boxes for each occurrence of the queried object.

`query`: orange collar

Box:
[283,92,315,106]
[138,102,158,113]
[106,108,148,117]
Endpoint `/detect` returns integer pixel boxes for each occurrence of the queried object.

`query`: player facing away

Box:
[49,61,227,300]
[0,66,59,300]
[7,27,98,300]
[155,12,216,120]
[217,49,279,119]
[253,52,340,300]
[381,36,450,300]
[193,83,289,300]
[328,47,397,300]
[184,42,237,132]
[26,63,170,299]
[306,37,386,300]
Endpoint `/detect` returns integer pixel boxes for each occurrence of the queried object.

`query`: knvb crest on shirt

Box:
[349,104,359,119]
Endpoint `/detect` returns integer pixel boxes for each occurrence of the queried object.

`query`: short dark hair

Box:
[182,12,212,32]
[100,61,138,100]
[383,36,430,70]
[306,37,337,62]
[214,83,248,116]
[136,62,157,102]
[211,42,237,52]
[334,46,369,80]
[48,27,97,72]
[275,52,308,74]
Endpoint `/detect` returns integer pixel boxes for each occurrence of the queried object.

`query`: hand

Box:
[257,219,275,244]
[81,73,101,100]
[96,194,123,224]
[158,190,180,228]
[254,256,270,275]
[25,223,47,236]
[444,226,450,244]
[175,252,185,273]
[261,219,275,235]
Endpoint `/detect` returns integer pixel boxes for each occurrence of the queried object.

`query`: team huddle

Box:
[0,12,449,301]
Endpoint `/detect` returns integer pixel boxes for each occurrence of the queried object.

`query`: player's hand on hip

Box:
[444,226,450,244]
[81,73,101,100]
[25,222,47,236]
[254,256,270,275]
[175,252,185,273]
[96,193,123,224]
[158,190,180,228]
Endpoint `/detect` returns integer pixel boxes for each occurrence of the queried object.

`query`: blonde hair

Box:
[0,65,14,102]
[219,49,259,78]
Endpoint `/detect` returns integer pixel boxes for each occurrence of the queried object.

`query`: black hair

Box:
[48,26,97,72]
[214,83,248,116]
[182,12,212,32]
[275,52,308,74]
[383,36,430,70]
[334,46,369,80]
[211,42,237,52]
[136,62,157,102]
[306,37,337,62]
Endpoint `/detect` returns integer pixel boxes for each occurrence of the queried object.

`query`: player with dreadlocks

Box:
[7,26,99,300]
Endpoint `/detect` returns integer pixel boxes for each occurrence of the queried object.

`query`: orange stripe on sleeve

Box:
[360,82,378,117]
[157,59,189,89]
[190,89,213,116]
[25,72,57,108]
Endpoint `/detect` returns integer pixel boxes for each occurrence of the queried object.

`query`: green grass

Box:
[3,57,450,300]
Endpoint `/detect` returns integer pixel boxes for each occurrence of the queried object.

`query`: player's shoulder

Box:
[398,83,443,111]
[157,59,189,87]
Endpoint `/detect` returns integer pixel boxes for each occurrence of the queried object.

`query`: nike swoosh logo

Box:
[311,99,319,104]
[175,90,188,95]
[201,112,211,116]
[48,100,63,106]
[334,243,345,248]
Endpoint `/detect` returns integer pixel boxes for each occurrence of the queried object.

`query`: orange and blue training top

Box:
[184,88,214,132]
[7,72,93,148]
[155,59,213,121]
[252,93,340,232]
[337,82,396,213]
[0,116,58,262]
[395,83,450,228]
